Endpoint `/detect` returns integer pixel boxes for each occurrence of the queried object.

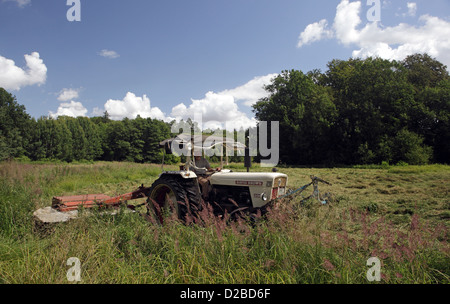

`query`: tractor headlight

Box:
[261,192,268,201]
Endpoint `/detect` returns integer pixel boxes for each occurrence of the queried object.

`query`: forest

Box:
[1,53,449,166]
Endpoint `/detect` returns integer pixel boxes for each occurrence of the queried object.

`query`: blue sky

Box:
[1,0,449,130]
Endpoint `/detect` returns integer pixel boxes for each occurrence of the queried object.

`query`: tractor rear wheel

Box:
[147,175,201,223]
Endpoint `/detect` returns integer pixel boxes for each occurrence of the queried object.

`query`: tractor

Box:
[147,134,289,222]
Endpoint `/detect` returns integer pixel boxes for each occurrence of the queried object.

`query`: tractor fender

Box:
[159,171,198,179]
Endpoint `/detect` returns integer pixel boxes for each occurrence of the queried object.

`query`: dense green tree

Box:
[103,120,131,161]
[126,117,145,162]
[140,118,169,163]
[77,117,103,161]
[58,116,87,161]
[402,55,449,163]
[414,79,450,163]
[30,117,73,161]
[402,54,449,89]
[56,119,74,162]
[323,57,418,164]
[0,88,31,160]
[26,118,43,160]
[253,70,336,165]
[391,129,433,165]
[253,55,446,165]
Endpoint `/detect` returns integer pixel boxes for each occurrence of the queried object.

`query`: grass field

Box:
[0,160,448,284]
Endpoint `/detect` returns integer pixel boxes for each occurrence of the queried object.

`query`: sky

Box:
[1,0,449,130]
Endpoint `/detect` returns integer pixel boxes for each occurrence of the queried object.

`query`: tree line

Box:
[0,93,177,164]
[1,53,449,166]
[253,54,449,165]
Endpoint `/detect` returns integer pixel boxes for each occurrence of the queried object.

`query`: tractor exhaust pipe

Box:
[244,147,251,172]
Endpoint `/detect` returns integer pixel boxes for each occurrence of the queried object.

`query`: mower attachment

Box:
[52,185,151,212]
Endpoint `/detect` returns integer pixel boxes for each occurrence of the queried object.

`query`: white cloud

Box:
[0,52,47,90]
[102,92,168,121]
[93,74,274,129]
[57,88,80,102]
[170,91,257,131]
[333,0,363,45]
[98,49,120,59]
[219,73,278,106]
[297,0,450,67]
[169,73,277,130]
[51,87,86,118]
[297,19,334,47]
[49,101,88,118]
[406,2,417,17]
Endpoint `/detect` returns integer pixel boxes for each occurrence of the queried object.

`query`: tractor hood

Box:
[210,171,288,208]
[210,172,287,186]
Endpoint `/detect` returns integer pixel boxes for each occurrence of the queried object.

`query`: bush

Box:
[392,129,433,165]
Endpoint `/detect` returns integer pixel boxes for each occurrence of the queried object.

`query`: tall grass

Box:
[0,161,448,284]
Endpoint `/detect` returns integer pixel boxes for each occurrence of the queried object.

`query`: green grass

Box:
[0,160,448,284]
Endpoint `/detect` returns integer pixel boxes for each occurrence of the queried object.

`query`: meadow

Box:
[0,160,448,284]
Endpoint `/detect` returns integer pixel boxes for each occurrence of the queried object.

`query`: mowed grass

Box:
[0,161,448,284]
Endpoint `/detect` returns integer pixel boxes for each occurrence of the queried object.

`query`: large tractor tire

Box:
[147,175,202,223]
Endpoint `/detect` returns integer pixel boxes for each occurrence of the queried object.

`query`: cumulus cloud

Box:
[0,52,47,90]
[297,19,334,47]
[169,73,277,130]
[102,92,168,121]
[98,49,120,59]
[333,0,363,45]
[297,0,450,67]
[93,73,274,129]
[51,87,87,118]
[49,101,88,118]
[219,73,278,106]
[57,88,80,102]
[170,91,257,131]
